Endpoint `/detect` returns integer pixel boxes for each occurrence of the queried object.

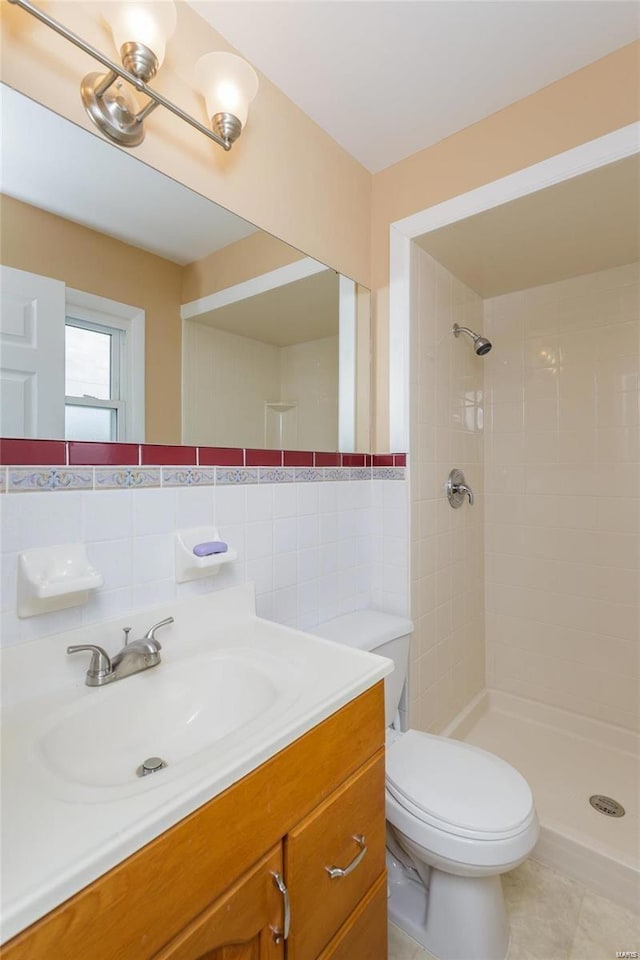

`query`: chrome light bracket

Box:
[81,72,146,146]
[11,0,236,152]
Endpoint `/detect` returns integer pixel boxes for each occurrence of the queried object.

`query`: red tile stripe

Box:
[314,452,340,466]
[0,438,67,465]
[0,439,407,469]
[283,450,313,467]
[198,446,244,467]
[69,441,139,465]
[246,449,282,467]
[140,444,197,465]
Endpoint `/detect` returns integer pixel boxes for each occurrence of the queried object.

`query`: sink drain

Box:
[137,756,167,778]
[589,795,625,817]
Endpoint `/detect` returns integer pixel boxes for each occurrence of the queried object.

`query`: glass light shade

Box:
[195,52,259,129]
[105,1,177,67]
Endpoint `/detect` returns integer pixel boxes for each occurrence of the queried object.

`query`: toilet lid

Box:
[386,730,535,840]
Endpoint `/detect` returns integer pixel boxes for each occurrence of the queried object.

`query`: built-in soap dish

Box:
[17,544,103,618]
[175,527,237,583]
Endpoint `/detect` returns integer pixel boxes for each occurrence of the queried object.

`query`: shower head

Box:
[452,323,492,356]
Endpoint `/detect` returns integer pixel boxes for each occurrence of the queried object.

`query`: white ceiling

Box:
[189,1,640,173]
[0,85,257,264]
[415,154,640,297]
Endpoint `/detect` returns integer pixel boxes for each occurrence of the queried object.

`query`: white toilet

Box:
[312,611,539,960]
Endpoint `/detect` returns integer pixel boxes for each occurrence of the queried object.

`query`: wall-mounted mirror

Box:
[0,85,370,452]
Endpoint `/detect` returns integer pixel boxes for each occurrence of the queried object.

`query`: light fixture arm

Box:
[8,0,233,150]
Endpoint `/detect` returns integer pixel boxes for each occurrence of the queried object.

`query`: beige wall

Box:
[484,262,640,732]
[371,42,640,450]
[410,246,485,733]
[182,231,305,304]
[0,194,183,443]
[0,0,371,288]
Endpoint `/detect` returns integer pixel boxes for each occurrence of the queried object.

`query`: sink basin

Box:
[1,584,393,942]
[38,653,281,788]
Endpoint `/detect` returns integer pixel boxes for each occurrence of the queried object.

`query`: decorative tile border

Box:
[258,467,295,483]
[1,462,405,492]
[8,467,93,492]
[372,467,406,480]
[350,467,371,480]
[215,467,259,485]
[95,467,161,489]
[162,467,217,487]
[323,468,345,482]
[295,467,324,482]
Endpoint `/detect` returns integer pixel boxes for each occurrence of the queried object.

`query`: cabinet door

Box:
[153,845,285,960]
[317,873,388,960]
[285,750,386,960]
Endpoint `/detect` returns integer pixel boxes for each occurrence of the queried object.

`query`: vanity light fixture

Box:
[8,0,259,151]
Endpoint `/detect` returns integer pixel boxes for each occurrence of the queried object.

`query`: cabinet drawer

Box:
[285,750,386,960]
[317,872,388,960]
[153,844,284,960]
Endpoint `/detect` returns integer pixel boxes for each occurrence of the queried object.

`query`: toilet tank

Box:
[311,611,414,727]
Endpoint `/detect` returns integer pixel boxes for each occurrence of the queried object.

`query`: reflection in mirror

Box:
[0,85,370,452]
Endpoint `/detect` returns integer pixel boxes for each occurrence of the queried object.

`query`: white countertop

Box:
[1,584,392,943]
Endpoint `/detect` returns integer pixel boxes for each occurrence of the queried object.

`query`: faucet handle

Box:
[67,644,112,683]
[446,468,475,508]
[143,616,174,646]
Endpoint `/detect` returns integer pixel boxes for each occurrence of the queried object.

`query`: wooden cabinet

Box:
[317,874,388,960]
[153,845,285,960]
[3,683,387,960]
[286,751,386,960]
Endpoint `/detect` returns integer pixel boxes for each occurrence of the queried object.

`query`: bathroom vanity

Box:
[1,586,390,959]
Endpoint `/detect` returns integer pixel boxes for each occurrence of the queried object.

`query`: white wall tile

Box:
[273,517,297,555]
[0,475,410,658]
[273,483,297,519]
[485,263,640,732]
[175,486,214,529]
[214,485,246,526]
[84,490,132,542]
[133,534,173,584]
[132,489,176,536]
[245,484,273,523]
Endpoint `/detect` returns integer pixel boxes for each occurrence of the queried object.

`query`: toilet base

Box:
[387,850,510,960]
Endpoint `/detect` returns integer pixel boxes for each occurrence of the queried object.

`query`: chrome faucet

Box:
[446,468,475,508]
[67,617,174,687]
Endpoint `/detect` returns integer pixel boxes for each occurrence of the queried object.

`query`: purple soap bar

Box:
[193,541,228,557]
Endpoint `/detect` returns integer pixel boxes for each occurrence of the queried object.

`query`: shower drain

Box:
[589,795,625,818]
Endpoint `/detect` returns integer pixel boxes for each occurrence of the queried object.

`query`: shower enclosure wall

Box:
[409,247,639,910]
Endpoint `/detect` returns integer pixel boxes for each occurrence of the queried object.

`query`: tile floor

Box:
[388,858,640,960]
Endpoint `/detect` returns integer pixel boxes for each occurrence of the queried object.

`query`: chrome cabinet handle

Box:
[325,834,368,879]
[271,871,291,943]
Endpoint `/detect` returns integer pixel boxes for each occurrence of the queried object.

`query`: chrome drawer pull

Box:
[325,834,367,879]
[271,871,291,943]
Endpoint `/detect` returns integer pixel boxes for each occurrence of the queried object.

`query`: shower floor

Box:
[444,690,639,914]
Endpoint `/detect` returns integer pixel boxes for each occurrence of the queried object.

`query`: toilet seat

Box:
[386,729,535,841]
